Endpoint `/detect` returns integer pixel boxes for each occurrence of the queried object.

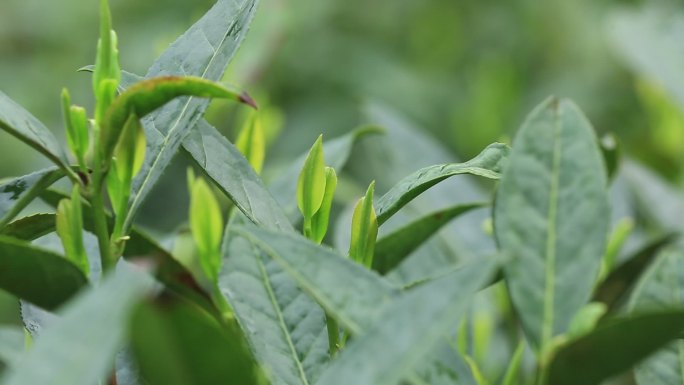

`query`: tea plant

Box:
[0,1,683,385]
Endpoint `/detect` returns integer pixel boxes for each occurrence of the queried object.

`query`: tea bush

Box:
[0,1,683,385]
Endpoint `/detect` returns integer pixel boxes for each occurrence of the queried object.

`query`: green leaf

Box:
[125,0,258,232]
[0,326,24,367]
[494,97,610,354]
[270,126,383,223]
[373,202,487,275]
[0,168,64,228]
[629,249,684,384]
[60,89,89,170]
[349,181,378,267]
[545,311,684,385]
[566,302,607,339]
[313,259,496,385]
[38,189,217,317]
[236,113,266,175]
[375,142,509,226]
[0,92,70,173]
[0,235,87,310]
[501,340,526,385]
[231,224,398,334]
[130,298,263,385]
[593,234,677,312]
[297,135,326,220]
[0,265,155,385]
[56,187,89,277]
[190,177,223,283]
[220,218,329,385]
[310,167,337,244]
[183,120,292,231]
[101,76,253,167]
[0,214,56,240]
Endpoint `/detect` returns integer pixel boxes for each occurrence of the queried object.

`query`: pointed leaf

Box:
[373,202,487,275]
[593,234,677,312]
[130,299,262,385]
[0,92,70,171]
[0,265,155,385]
[270,126,383,222]
[236,113,265,175]
[629,249,684,384]
[494,97,610,353]
[183,120,292,231]
[101,76,253,165]
[297,135,326,220]
[0,214,56,241]
[126,0,258,231]
[546,311,684,385]
[349,182,377,267]
[313,259,496,385]
[376,142,509,226]
[220,219,329,385]
[0,235,87,310]
[310,167,337,244]
[0,168,64,228]
[190,177,223,283]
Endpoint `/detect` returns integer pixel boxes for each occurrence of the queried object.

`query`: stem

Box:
[326,315,340,357]
[90,163,114,272]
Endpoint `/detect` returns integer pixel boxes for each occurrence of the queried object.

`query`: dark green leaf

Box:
[546,311,684,385]
[0,214,56,241]
[313,259,496,385]
[0,92,70,172]
[629,249,684,384]
[0,265,155,385]
[184,120,292,231]
[375,142,509,226]
[130,299,262,385]
[0,235,87,310]
[38,190,217,317]
[0,168,64,228]
[126,0,258,231]
[270,126,383,223]
[373,202,487,275]
[593,234,677,312]
[220,217,329,385]
[494,97,610,353]
[232,225,398,334]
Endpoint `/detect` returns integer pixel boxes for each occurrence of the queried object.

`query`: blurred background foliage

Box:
[2,0,684,381]
[2,0,684,180]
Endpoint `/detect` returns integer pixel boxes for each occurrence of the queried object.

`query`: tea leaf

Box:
[629,249,684,384]
[373,202,487,275]
[130,299,262,385]
[56,187,89,277]
[125,0,258,232]
[310,167,337,244]
[313,259,496,385]
[183,120,292,231]
[0,92,70,173]
[375,142,509,226]
[494,97,610,354]
[101,76,252,166]
[232,224,398,333]
[1,265,155,385]
[38,189,217,317]
[593,234,677,312]
[270,126,383,223]
[220,217,329,385]
[349,182,378,267]
[0,168,64,229]
[0,213,56,240]
[189,177,223,284]
[236,113,266,175]
[546,311,684,385]
[0,235,87,310]
[297,135,326,220]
